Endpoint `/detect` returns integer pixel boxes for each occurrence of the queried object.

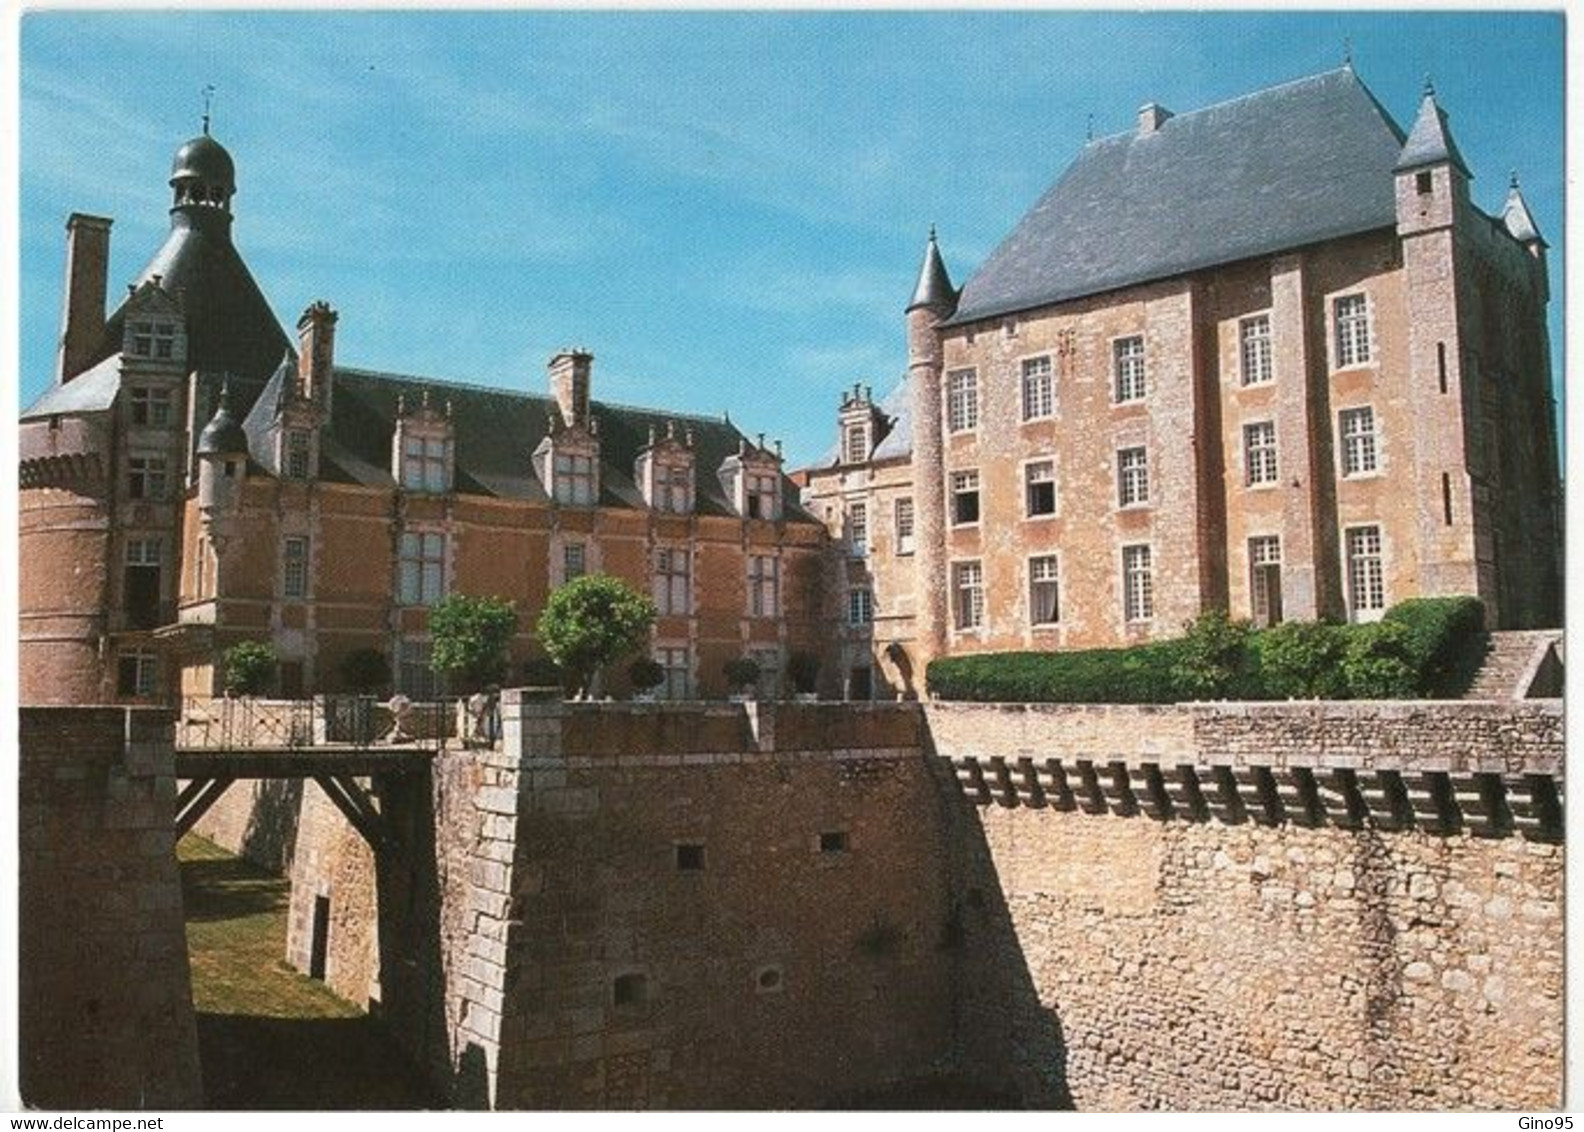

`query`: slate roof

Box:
[1394,91,1471,175]
[83,209,290,386]
[272,366,817,522]
[947,67,1410,326]
[20,354,123,419]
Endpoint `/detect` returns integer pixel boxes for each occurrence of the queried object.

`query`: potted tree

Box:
[628,658,666,702]
[723,657,761,701]
[788,651,821,703]
[430,594,519,747]
[536,574,658,699]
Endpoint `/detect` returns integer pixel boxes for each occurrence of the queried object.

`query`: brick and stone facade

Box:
[801,70,1561,689]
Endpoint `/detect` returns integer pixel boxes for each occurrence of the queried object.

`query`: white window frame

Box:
[947,369,979,432]
[1239,313,1273,386]
[1024,459,1057,519]
[951,469,980,527]
[118,650,159,697]
[129,320,176,361]
[563,542,587,583]
[894,498,915,556]
[1122,544,1154,623]
[843,422,869,464]
[952,560,985,631]
[656,645,691,700]
[554,451,597,506]
[1021,355,1054,420]
[401,433,450,493]
[283,536,309,599]
[1113,336,1147,404]
[1249,534,1282,629]
[130,387,174,426]
[127,455,169,501]
[848,501,868,557]
[1345,524,1386,622]
[398,530,447,607]
[749,554,779,619]
[1243,420,1279,487]
[654,546,691,616]
[1339,406,1379,477]
[746,473,780,520]
[1333,293,1373,369]
[847,587,874,627]
[654,462,692,514]
[398,638,439,700]
[1029,554,1060,627]
[125,537,162,566]
[1117,446,1150,508]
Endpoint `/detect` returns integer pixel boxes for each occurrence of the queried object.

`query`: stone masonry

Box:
[18,707,203,1109]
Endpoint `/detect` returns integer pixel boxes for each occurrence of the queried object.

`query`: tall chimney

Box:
[1137,103,1173,135]
[56,213,113,384]
[296,300,338,409]
[548,349,593,428]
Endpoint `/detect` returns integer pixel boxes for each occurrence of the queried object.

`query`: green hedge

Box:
[926,597,1487,704]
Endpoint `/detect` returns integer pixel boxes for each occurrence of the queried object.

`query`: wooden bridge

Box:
[174,695,457,850]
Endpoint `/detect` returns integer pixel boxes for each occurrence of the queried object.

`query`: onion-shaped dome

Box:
[170,134,236,195]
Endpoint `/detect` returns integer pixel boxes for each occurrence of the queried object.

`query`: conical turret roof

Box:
[906,228,957,314]
[1395,85,1470,175]
[1502,175,1545,246]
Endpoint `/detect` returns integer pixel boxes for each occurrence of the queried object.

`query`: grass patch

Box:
[178,834,433,1109]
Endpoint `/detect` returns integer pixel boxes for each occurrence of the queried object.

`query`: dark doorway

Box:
[849,665,873,702]
[124,565,161,629]
[309,895,330,981]
[280,661,305,700]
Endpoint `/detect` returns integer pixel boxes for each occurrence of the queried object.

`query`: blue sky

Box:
[18,10,1564,467]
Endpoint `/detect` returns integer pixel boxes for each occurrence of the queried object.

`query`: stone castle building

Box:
[803,67,1561,696]
[19,130,827,706]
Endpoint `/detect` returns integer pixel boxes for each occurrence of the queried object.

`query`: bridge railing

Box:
[177,695,454,752]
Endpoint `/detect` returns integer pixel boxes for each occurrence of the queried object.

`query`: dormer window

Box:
[130,320,176,361]
[655,463,692,513]
[130,387,173,427]
[843,422,869,464]
[554,452,597,506]
[746,473,780,520]
[401,434,449,493]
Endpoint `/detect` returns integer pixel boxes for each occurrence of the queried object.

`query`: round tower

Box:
[19,414,115,704]
[905,228,957,666]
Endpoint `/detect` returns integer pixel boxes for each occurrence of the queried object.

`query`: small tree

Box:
[223,640,277,697]
[723,657,761,696]
[536,574,658,697]
[430,595,519,694]
[628,658,665,698]
[338,647,391,695]
[1340,621,1418,699]
[1171,609,1253,700]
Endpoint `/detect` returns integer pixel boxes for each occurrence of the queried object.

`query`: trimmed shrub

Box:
[1340,620,1419,699]
[927,640,1186,704]
[628,658,665,695]
[430,594,519,693]
[222,640,277,696]
[1383,596,1487,695]
[723,657,761,692]
[1251,620,1348,699]
[1171,609,1254,700]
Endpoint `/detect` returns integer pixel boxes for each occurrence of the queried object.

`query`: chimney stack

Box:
[296,301,338,409]
[56,213,113,384]
[1137,102,1173,135]
[549,349,593,429]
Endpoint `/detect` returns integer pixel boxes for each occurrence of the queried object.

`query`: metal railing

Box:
[177,695,453,752]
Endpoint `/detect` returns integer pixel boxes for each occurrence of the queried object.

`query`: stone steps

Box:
[1464,630,1563,700]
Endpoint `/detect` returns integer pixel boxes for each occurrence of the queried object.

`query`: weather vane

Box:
[201,84,216,135]
[1342,37,1352,67]
[1086,113,1094,143]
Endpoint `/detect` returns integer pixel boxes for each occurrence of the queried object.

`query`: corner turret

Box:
[905,228,955,664]
[1395,80,1471,237]
[197,381,248,514]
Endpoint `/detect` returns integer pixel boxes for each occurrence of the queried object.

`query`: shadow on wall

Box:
[241,778,304,873]
[929,755,1076,1110]
[369,768,462,1106]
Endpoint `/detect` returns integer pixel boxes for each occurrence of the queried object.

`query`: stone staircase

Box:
[1463,630,1564,700]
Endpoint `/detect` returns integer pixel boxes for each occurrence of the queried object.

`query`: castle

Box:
[802,67,1561,698]
[19,131,830,707]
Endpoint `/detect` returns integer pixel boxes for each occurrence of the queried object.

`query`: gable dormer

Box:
[264,301,340,482]
[635,419,696,513]
[534,351,601,506]
[718,433,785,521]
[119,278,187,371]
[837,382,885,465]
[392,388,455,494]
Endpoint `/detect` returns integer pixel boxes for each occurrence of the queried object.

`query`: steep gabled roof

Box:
[296,367,814,522]
[948,67,1409,326]
[86,211,289,386]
